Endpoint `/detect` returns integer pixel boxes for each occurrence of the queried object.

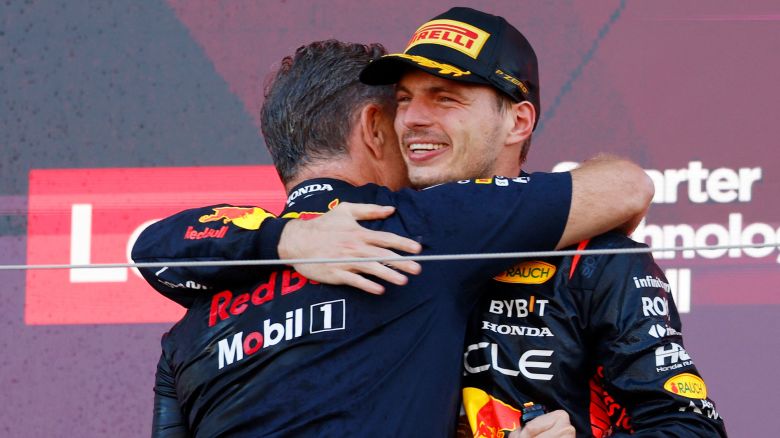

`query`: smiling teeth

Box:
[409,143,445,151]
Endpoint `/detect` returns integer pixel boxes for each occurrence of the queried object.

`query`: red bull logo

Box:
[281,199,340,221]
[184,225,228,240]
[198,206,275,230]
[463,387,522,438]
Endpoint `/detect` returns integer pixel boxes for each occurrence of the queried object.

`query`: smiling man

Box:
[396,69,521,188]
[133,6,727,437]
[133,36,652,436]
[355,7,726,437]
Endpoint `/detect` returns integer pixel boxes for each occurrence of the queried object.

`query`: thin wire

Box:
[1,242,777,271]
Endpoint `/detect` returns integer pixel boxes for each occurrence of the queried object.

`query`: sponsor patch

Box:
[495,68,530,95]
[464,343,554,381]
[481,320,553,337]
[281,199,340,220]
[679,399,720,420]
[216,299,346,370]
[287,183,333,206]
[184,225,228,240]
[633,275,672,292]
[664,373,707,399]
[494,261,556,284]
[199,206,275,230]
[642,296,669,317]
[648,323,681,339]
[655,343,693,372]
[462,387,521,437]
[390,53,471,77]
[405,18,490,59]
[488,297,548,317]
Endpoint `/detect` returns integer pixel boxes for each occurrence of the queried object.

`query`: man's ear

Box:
[505,101,535,146]
[358,103,386,160]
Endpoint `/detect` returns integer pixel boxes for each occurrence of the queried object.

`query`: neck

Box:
[284,159,373,193]
[491,163,522,178]
[490,142,524,178]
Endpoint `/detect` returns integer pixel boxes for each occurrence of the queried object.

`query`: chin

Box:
[409,170,450,189]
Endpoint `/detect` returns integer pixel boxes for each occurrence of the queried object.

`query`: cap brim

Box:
[360,53,490,86]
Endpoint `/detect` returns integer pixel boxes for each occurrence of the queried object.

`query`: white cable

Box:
[0,242,776,271]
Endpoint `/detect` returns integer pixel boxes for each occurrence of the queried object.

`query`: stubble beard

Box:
[407,153,498,189]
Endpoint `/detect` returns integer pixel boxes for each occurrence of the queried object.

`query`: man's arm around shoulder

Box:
[558,155,653,249]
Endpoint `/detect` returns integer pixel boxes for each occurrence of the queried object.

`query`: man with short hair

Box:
[356,7,726,437]
[134,36,651,436]
[259,7,725,436]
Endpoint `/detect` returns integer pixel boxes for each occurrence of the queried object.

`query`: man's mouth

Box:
[402,130,451,162]
[406,143,449,163]
[408,143,447,154]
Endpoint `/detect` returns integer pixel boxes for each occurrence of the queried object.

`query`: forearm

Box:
[559,155,653,248]
[131,204,289,306]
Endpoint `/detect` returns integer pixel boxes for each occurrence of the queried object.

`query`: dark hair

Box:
[260,40,395,184]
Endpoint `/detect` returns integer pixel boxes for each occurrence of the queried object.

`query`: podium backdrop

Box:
[2,1,778,436]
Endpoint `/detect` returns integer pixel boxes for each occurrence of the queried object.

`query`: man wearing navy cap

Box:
[357,7,727,437]
[360,7,543,190]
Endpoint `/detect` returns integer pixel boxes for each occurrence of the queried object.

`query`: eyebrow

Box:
[396,83,466,98]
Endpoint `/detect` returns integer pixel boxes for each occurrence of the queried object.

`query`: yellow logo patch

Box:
[462,387,521,437]
[405,19,490,59]
[389,54,470,77]
[281,199,339,220]
[198,206,275,230]
[664,373,708,399]
[495,69,530,95]
[494,261,556,284]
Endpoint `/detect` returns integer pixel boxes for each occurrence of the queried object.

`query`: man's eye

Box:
[396,95,411,103]
[437,96,456,103]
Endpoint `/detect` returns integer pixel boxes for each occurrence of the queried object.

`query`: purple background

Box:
[2,1,778,436]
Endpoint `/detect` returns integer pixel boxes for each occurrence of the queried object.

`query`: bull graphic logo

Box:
[198,206,275,230]
[463,387,522,438]
[281,199,340,220]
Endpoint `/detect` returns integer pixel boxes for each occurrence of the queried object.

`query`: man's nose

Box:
[400,99,434,129]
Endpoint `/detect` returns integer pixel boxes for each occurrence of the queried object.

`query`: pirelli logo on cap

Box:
[494,261,556,284]
[405,19,490,59]
[664,373,708,399]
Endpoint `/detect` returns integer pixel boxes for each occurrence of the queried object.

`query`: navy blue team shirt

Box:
[132,173,571,437]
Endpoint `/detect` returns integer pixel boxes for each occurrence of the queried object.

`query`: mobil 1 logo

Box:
[310,299,346,333]
[217,299,347,369]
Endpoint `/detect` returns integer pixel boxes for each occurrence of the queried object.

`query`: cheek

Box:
[475,115,504,149]
[393,114,404,139]
[446,116,467,144]
[454,120,481,157]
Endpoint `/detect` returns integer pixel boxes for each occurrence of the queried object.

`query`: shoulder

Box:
[568,232,654,287]
[586,231,646,250]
